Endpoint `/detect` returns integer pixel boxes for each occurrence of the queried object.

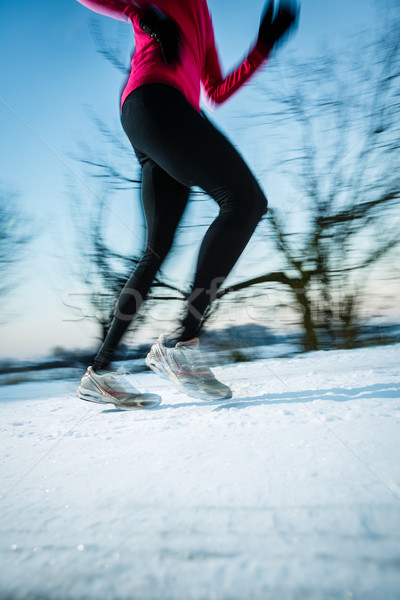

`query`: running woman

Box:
[75,0,298,408]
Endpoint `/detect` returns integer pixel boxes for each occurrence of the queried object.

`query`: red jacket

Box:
[77,0,271,112]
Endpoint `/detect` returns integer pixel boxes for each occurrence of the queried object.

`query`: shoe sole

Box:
[76,386,161,410]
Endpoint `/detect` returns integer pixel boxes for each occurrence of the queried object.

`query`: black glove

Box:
[258,0,298,54]
[139,6,181,65]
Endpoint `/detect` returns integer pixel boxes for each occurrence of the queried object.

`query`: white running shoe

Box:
[76,366,161,409]
[146,335,232,400]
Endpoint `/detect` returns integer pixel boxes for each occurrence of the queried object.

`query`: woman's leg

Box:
[120,85,268,343]
[94,150,189,367]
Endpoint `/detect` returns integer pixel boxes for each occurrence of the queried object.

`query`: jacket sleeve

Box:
[201,10,272,107]
[76,0,146,22]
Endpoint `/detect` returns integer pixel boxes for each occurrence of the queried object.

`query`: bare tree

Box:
[213,5,400,350]
[0,185,34,319]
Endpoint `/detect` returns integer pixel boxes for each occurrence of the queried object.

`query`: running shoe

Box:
[76,366,161,409]
[146,335,232,400]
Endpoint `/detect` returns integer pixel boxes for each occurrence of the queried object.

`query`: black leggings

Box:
[94,84,267,365]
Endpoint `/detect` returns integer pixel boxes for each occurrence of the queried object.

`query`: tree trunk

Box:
[294,287,319,351]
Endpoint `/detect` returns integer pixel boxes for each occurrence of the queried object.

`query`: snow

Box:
[0,344,399,600]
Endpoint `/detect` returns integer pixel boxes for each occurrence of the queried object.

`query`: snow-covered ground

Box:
[1,344,399,600]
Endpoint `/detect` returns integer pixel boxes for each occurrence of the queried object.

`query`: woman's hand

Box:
[258,0,299,54]
[139,6,181,65]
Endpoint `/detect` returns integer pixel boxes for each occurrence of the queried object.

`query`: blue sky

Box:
[0,0,379,359]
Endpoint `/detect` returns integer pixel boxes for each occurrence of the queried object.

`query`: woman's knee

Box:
[251,182,268,219]
[218,179,267,222]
